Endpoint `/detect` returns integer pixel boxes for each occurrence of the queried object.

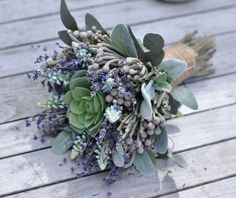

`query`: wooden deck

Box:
[0,0,236,197]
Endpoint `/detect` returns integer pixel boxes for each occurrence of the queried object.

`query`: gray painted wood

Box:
[1,68,236,124]
[0,0,235,50]
[0,0,129,24]
[4,138,236,198]
[161,177,236,198]
[1,7,236,78]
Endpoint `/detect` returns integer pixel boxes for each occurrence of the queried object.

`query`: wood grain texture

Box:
[4,138,236,198]
[0,0,129,24]
[1,67,236,124]
[1,7,236,78]
[161,176,236,198]
[0,0,235,50]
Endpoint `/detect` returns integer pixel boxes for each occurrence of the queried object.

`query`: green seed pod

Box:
[117,98,124,105]
[105,95,113,103]
[144,139,152,146]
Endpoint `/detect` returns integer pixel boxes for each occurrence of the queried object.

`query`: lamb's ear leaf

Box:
[111,24,138,58]
[154,126,168,154]
[134,149,157,177]
[143,33,164,53]
[112,143,125,167]
[127,25,145,60]
[171,85,198,110]
[58,30,72,46]
[52,129,73,154]
[159,58,187,82]
[60,0,78,31]
[85,13,108,36]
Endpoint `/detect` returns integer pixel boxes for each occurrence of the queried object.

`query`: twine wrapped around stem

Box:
[164,31,216,86]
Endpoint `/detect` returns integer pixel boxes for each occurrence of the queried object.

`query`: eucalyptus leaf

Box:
[159,59,187,82]
[60,0,78,30]
[58,30,72,46]
[85,13,107,35]
[111,24,138,58]
[143,33,164,53]
[154,126,168,154]
[134,149,157,177]
[171,85,198,110]
[140,80,155,120]
[144,50,165,66]
[112,144,125,167]
[52,129,73,154]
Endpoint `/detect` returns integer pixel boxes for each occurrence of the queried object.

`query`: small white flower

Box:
[105,105,122,123]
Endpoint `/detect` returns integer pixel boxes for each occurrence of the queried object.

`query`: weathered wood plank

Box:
[1,67,236,124]
[0,0,129,24]
[1,7,236,78]
[161,177,236,198]
[0,0,235,50]
[4,138,236,198]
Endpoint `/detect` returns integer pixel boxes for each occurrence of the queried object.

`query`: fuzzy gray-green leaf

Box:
[159,58,187,82]
[111,24,138,58]
[85,13,107,35]
[171,85,198,110]
[154,126,168,154]
[52,129,73,154]
[58,30,72,46]
[140,80,155,120]
[112,144,125,167]
[134,149,156,177]
[143,33,164,53]
[60,0,78,31]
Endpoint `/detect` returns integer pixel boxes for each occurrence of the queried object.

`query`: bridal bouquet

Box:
[28,0,215,183]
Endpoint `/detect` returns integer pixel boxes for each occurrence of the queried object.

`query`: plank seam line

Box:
[0,0,139,26]
[1,28,236,80]
[1,138,236,197]
[150,174,236,198]
[0,102,236,160]
[0,3,236,52]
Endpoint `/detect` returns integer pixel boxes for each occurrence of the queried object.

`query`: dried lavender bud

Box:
[147,122,155,130]
[110,89,118,97]
[117,92,124,98]
[105,95,113,103]
[117,98,124,105]
[144,139,151,147]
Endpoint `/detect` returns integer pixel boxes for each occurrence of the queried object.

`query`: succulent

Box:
[63,70,106,136]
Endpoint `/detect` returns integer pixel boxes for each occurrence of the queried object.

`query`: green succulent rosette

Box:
[63,70,106,136]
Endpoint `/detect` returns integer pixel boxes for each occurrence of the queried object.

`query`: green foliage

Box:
[134,149,156,177]
[159,58,187,82]
[111,24,138,58]
[154,72,172,92]
[60,0,78,31]
[140,80,155,120]
[127,25,145,60]
[52,129,74,154]
[112,143,125,167]
[58,30,73,46]
[171,85,198,110]
[64,70,106,136]
[168,94,181,115]
[154,126,168,154]
[143,33,165,66]
[85,13,108,36]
